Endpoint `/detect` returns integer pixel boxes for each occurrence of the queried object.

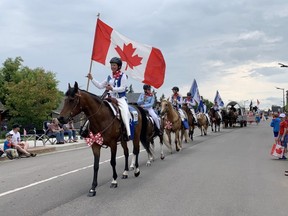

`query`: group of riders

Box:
[87,56,226,140]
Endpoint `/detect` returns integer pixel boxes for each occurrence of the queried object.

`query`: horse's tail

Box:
[137,106,152,155]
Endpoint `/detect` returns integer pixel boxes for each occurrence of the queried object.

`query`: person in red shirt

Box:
[277,113,287,159]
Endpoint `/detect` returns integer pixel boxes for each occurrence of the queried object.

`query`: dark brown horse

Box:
[160,100,185,152]
[58,82,150,197]
[182,104,196,141]
[131,107,164,166]
[209,108,221,132]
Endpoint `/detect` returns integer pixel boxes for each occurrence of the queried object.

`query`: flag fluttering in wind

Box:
[257,99,260,106]
[189,79,201,104]
[91,18,166,88]
[214,90,224,107]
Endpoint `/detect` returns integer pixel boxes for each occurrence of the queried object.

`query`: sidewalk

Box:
[0,137,87,161]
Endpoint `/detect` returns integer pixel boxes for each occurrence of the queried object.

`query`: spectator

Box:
[0,147,4,157]
[277,113,287,159]
[48,118,65,144]
[63,119,78,143]
[270,113,280,143]
[9,124,36,157]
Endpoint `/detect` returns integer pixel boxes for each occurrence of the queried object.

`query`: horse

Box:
[160,100,184,152]
[208,108,221,132]
[182,104,196,141]
[228,109,238,127]
[58,82,150,197]
[130,107,165,167]
[221,109,229,128]
[196,113,209,136]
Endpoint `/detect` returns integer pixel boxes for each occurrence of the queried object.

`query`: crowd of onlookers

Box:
[0,119,78,160]
[270,112,288,176]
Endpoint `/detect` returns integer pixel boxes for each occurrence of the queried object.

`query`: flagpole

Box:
[86,13,100,91]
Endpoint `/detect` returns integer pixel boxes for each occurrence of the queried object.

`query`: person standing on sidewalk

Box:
[277,113,287,160]
[270,112,281,143]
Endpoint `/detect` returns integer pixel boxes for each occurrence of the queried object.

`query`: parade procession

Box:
[1,1,288,216]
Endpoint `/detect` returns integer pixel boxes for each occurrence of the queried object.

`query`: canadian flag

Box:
[91,19,166,89]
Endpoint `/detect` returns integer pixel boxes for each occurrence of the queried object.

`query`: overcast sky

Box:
[1,0,288,110]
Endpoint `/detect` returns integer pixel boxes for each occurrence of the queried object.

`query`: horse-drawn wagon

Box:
[223,101,247,127]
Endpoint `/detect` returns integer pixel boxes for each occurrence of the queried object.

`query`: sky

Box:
[1,0,288,111]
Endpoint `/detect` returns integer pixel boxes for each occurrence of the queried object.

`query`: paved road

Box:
[1,119,288,216]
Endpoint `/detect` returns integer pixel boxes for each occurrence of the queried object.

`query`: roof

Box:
[127,93,141,104]
[226,101,243,108]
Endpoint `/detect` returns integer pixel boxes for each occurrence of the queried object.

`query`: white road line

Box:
[0,150,146,198]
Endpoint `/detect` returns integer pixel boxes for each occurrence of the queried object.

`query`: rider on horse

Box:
[170,86,189,129]
[213,101,222,122]
[87,57,132,141]
[137,84,162,136]
[183,92,198,125]
[197,97,211,125]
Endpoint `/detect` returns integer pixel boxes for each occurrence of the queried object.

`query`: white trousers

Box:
[190,108,198,123]
[146,107,161,129]
[117,97,131,137]
[178,109,186,121]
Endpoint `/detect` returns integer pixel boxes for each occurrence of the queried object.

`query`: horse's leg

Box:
[110,143,119,188]
[130,154,136,170]
[146,142,154,166]
[175,131,181,151]
[121,140,129,178]
[132,138,141,177]
[159,135,165,160]
[88,146,101,197]
[165,131,173,153]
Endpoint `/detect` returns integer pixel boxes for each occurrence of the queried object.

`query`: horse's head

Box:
[58,82,82,124]
[160,100,171,116]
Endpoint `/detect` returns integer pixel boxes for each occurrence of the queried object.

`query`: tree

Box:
[0,57,62,129]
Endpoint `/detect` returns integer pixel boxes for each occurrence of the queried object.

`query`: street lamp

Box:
[276,87,285,112]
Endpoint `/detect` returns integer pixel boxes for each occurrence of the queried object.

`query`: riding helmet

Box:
[187,92,191,96]
[172,86,179,92]
[143,84,151,90]
[109,57,122,68]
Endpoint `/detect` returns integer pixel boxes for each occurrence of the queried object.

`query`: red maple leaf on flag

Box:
[115,43,143,70]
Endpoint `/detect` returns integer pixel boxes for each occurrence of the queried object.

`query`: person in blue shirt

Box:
[183,92,198,125]
[197,97,211,125]
[87,57,131,140]
[170,86,189,129]
[137,84,162,135]
[270,112,281,143]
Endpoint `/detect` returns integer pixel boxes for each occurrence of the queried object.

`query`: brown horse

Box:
[160,100,185,152]
[209,108,221,132]
[130,107,165,167]
[182,104,196,141]
[58,82,150,197]
[197,113,209,136]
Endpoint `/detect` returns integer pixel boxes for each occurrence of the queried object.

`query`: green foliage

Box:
[0,57,62,129]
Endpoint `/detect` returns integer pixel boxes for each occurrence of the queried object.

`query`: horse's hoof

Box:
[110,183,118,188]
[134,170,140,177]
[122,174,128,179]
[160,155,165,160]
[88,189,96,197]
[146,162,151,166]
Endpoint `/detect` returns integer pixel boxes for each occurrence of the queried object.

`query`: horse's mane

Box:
[65,87,102,103]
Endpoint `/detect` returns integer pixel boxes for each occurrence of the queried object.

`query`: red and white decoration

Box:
[91,19,166,89]
[270,143,284,158]
[165,121,172,130]
[85,132,104,147]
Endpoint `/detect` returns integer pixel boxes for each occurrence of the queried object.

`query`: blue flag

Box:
[214,90,224,107]
[190,79,201,104]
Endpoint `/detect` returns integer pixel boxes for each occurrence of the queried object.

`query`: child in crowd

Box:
[270,112,281,143]
[277,113,287,159]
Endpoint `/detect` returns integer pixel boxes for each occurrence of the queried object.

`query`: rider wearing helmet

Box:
[183,92,198,125]
[170,86,189,129]
[137,84,162,135]
[87,57,131,141]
